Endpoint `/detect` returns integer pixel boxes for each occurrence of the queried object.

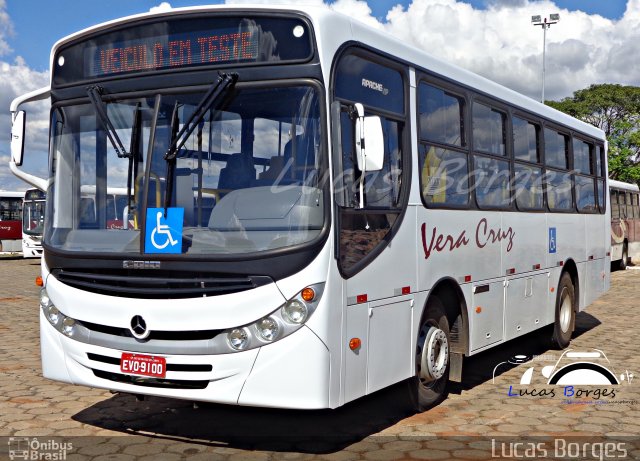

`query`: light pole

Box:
[532,14,560,103]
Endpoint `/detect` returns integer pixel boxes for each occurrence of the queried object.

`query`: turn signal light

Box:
[35,276,43,287]
[349,338,361,351]
[301,287,316,302]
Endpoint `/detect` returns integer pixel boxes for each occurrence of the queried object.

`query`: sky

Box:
[0,0,638,191]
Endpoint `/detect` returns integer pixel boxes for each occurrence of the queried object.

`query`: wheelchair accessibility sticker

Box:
[145,208,183,254]
[549,227,557,254]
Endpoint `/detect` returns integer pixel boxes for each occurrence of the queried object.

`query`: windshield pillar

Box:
[96,128,108,230]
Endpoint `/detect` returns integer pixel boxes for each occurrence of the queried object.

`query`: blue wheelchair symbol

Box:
[549,227,557,254]
[145,208,183,254]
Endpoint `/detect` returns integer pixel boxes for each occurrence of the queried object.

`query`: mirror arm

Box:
[354,103,366,209]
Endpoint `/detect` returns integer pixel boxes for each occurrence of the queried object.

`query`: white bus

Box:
[10,5,609,411]
[22,188,46,258]
[609,179,640,269]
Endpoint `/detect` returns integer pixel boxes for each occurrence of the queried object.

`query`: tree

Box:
[546,84,640,183]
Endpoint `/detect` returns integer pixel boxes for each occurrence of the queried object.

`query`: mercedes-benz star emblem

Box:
[130,315,150,340]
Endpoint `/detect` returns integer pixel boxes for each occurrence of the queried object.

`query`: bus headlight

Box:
[40,288,52,309]
[218,283,324,353]
[47,305,61,326]
[227,328,250,351]
[282,300,307,324]
[256,317,279,341]
[39,289,80,337]
[61,318,76,337]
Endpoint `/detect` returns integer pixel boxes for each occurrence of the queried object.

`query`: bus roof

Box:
[49,4,605,141]
[0,191,26,199]
[609,179,640,192]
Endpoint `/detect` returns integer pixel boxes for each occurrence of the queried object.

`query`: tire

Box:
[620,244,628,270]
[407,297,450,412]
[551,272,576,349]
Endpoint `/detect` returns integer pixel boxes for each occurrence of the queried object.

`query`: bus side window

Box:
[546,170,573,211]
[418,82,469,207]
[575,176,596,212]
[473,102,506,156]
[545,129,569,170]
[597,179,605,214]
[611,190,619,219]
[515,164,543,209]
[420,146,469,206]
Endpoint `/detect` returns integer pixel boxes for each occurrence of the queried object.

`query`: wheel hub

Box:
[559,287,572,333]
[420,326,449,382]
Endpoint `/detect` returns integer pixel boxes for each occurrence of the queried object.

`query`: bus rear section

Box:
[609,179,640,269]
[0,191,24,253]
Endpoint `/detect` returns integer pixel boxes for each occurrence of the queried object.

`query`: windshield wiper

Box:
[125,103,142,226]
[86,86,131,158]
[163,72,238,213]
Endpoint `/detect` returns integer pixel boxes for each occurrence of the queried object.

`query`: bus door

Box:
[332,51,415,399]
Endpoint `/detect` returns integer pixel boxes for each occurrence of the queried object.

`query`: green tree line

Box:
[546,84,640,185]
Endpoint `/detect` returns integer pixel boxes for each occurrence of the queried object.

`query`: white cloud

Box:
[0,0,12,56]
[149,2,173,13]
[0,57,49,191]
[205,0,635,100]
[344,0,640,101]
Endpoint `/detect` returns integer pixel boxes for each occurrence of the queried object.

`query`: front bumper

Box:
[40,310,331,409]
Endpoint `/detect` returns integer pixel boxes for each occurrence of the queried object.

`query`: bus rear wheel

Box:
[407,297,450,412]
[551,272,575,349]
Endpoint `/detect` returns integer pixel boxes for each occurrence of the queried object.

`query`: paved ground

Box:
[0,258,639,460]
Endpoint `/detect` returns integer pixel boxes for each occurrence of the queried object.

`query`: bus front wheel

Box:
[551,272,575,349]
[408,297,450,411]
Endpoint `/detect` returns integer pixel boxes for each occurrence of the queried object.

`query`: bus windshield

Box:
[23,199,46,236]
[46,84,325,256]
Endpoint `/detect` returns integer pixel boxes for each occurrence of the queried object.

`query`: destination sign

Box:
[53,16,313,85]
[87,28,259,77]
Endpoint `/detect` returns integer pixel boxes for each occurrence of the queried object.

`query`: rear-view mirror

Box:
[355,113,384,173]
[11,111,26,167]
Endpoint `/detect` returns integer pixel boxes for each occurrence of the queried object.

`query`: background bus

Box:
[0,191,24,253]
[22,188,46,258]
[10,5,609,412]
[78,187,130,230]
[609,179,640,269]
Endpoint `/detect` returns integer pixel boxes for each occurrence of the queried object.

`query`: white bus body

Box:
[10,5,609,410]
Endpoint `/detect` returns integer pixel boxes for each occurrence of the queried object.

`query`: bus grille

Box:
[50,269,271,299]
[79,321,222,341]
[92,369,209,390]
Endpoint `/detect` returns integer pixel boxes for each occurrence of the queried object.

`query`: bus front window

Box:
[23,201,45,235]
[46,84,325,256]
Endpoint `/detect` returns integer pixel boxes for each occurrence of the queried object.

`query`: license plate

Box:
[120,353,166,378]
